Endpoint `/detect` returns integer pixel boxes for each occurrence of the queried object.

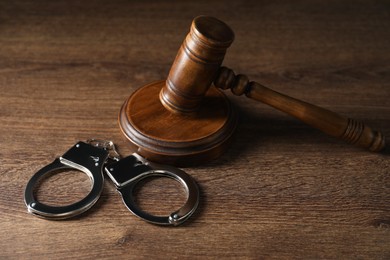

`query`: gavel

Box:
[119,16,385,166]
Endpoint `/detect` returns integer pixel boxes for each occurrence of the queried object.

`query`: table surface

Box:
[1,0,389,259]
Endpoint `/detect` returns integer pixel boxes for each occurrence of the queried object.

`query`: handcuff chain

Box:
[86,139,121,162]
[25,140,200,225]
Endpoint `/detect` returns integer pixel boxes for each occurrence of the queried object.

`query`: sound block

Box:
[119,80,237,166]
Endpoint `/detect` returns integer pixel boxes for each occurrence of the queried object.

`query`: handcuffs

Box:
[24,139,199,226]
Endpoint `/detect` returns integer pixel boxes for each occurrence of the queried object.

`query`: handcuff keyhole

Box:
[33,169,92,207]
[132,177,187,217]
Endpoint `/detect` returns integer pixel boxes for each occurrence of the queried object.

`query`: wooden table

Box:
[1,0,389,258]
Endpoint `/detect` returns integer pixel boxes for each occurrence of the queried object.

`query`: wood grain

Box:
[0,0,389,259]
[215,66,386,151]
[160,15,234,113]
[119,80,237,166]
[119,16,237,166]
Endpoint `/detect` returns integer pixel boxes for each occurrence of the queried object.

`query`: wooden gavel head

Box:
[119,15,385,166]
[160,16,234,113]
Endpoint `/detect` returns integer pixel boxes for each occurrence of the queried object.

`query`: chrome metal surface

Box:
[24,142,108,219]
[86,139,121,161]
[105,154,199,226]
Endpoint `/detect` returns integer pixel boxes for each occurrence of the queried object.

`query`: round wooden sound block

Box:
[119,80,237,166]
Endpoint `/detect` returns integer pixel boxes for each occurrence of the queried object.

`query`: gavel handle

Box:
[214,67,386,152]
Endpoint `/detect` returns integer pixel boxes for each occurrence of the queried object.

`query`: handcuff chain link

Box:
[86,139,121,162]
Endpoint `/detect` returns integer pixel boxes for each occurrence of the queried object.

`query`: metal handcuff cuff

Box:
[24,139,199,226]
